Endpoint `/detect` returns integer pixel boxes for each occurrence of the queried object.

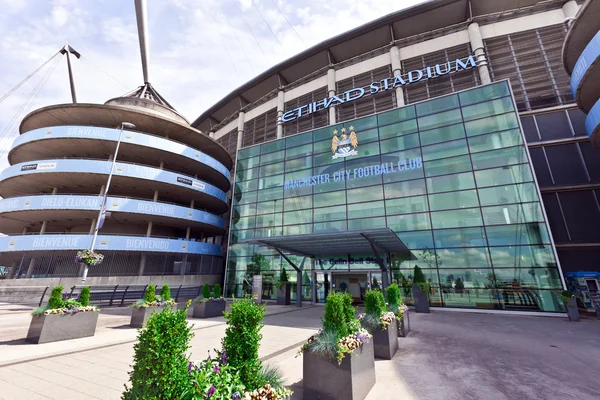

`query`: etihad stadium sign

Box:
[281,54,482,123]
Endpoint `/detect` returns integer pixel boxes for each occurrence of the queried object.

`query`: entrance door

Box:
[314,272,330,304]
[333,272,369,304]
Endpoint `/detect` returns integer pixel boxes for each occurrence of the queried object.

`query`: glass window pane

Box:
[285,143,312,159]
[471,146,528,170]
[421,139,468,161]
[418,109,463,131]
[379,119,418,140]
[283,195,312,211]
[283,223,312,236]
[346,186,384,203]
[481,203,544,225]
[236,190,257,205]
[239,155,260,170]
[236,203,257,218]
[382,161,425,183]
[348,200,385,219]
[385,195,428,215]
[238,145,260,160]
[474,164,533,188]
[233,216,255,230]
[426,172,475,194]
[464,113,519,136]
[436,247,491,268]
[286,131,313,148]
[486,223,550,246]
[261,139,284,154]
[259,163,280,177]
[424,155,473,177]
[392,230,434,249]
[285,156,312,172]
[429,189,480,211]
[468,129,523,153]
[356,127,379,144]
[235,179,258,193]
[489,245,557,268]
[380,133,420,154]
[256,213,282,228]
[433,227,487,247]
[353,141,380,159]
[314,190,347,208]
[493,268,562,289]
[416,94,459,117]
[237,166,259,182]
[478,183,539,206]
[384,179,426,199]
[314,205,346,222]
[387,212,431,231]
[461,97,515,121]
[258,174,283,190]
[430,208,483,229]
[419,123,466,146]
[459,81,511,106]
[256,199,282,215]
[260,150,284,165]
[314,220,347,233]
[377,105,416,125]
[257,186,283,202]
[348,217,387,230]
[283,209,313,225]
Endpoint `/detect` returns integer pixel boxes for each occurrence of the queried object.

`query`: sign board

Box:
[252,275,263,304]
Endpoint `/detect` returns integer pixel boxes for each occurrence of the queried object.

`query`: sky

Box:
[0,0,426,169]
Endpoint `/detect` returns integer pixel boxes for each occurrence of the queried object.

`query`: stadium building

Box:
[190,0,600,312]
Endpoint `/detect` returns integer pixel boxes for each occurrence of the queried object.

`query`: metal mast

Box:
[59,42,81,103]
[134,0,150,84]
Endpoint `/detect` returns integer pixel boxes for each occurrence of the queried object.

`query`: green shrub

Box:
[560,290,574,303]
[122,302,193,400]
[364,290,386,318]
[222,296,266,391]
[48,286,64,310]
[161,284,171,301]
[371,276,380,290]
[323,291,357,339]
[279,269,289,287]
[213,283,222,298]
[79,286,91,307]
[413,265,426,283]
[202,284,211,299]
[144,284,156,303]
[386,283,401,309]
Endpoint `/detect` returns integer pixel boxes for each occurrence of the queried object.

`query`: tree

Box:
[454,277,465,294]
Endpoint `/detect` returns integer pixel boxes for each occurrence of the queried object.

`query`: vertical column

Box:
[562,0,579,26]
[25,220,49,278]
[208,131,215,138]
[236,111,245,151]
[7,261,18,279]
[467,22,491,85]
[276,90,285,138]
[327,68,336,124]
[390,46,405,107]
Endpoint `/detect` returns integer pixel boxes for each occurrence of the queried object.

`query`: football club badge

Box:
[331,126,358,159]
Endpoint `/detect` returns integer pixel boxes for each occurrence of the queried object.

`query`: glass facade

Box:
[227,81,565,312]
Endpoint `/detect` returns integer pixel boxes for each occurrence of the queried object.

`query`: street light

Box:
[81,121,136,284]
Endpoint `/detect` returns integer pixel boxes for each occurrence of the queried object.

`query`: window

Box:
[284,87,329,136]
[243,108,278,147]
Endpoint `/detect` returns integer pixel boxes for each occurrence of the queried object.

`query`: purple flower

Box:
[233,392,241,400]
[214,364,220,373]
[204,384,215,398]
[220,350,227,365]
[188,361,194,373]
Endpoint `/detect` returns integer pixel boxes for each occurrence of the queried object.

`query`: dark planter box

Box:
[397,309,410,337]
[277,283,291,305]
[564,299,580,322]
[192,300,226,318]
[130,306,170,328]
[413,285,430,313]
[373,320,399,360]
[303,339,375,400]
[26,311,99,344]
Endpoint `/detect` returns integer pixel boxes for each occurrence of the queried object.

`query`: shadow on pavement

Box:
[0,338,28,346]
[261,306,323,330]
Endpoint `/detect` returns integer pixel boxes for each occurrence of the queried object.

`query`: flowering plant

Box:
[74,249,104,266]
[186,350,246,400]
[32,285,99,316]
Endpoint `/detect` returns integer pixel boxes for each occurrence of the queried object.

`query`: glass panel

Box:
[481,203,545,225]
[478,183,539,206]
[254,226,283,238]
[474,164,533,187]
[314,190,347,208]
[348,200,385,219]
[421,139,468,161]
[238,155,260,170]
[468,129,523,153]
[430,208,483,229]
[348,217,386,230]
[258,174,283,190]
[426,172,476,194]
[382,162,425,183]
[283,209,313,225]
[429,189,480,211]
[285,143,312,159]
[493,268,562,289]
[259,163,280,177]
[485,223,550,246]
[386,213,430,231]
[238,145,261,160]
[459,81,511,106]
[433,227,487,247]
[283,223,312,236]
[285,156,312,172]
[351,115,378,131]
[377,105,415,125]
[419,123,466,146]
[233,216,255,230]
[235,179,258,193]
[346,186,384,203]
[436,247,491,268]
[286,131,313,148]
[236,203,257,218]
[489,245,557,268]
[424,155,473,177]
[418,109,463,131]
[236,190,257,205]
[416,94,459,116]
[256,200,282,215]
[260,150,284,165]
[256,213,282,228]
[257,186,283,202]
[385,195,429,215]
[261,139,285,154]
[461,97,514,121]
[379,119,418,140]
[464,112,519,136]
[314,220,347,233]
[283,195,312,211]
[392,230,434,249]
[355,127,379,144]
[471,146,528,170]
[384,179,427,199]
[353,141,380,159]
[379,133,420,154]
[314,205,347,222]
[237,166,259,182]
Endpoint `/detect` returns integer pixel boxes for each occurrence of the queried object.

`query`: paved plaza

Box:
[0,304,599,400]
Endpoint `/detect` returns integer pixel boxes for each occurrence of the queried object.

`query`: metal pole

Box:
[134,0,150,83]
[65,45,77,103]
[81,122,135,284]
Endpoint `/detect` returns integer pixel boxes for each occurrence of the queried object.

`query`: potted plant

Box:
[386,283,410,337]
[27,286,99,344]
[75,249,104,266]
[130,284,175,328]
[297,292,375,400]
[560,290,580,322]
[359,289,398,360]
[192,283,226,318]
[276,269,291,305]
[412,265,430,313]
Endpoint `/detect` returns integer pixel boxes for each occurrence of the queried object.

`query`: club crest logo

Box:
[331,126,358,159]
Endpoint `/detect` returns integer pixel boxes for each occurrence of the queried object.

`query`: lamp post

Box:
[81,122,136,284]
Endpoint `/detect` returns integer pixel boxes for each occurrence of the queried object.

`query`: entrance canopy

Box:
[240,228,411,257]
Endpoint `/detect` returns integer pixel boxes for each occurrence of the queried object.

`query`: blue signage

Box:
[281,55,480,123]
[11,126,230,180]
[570,30,600,99]
[586,99,600,139]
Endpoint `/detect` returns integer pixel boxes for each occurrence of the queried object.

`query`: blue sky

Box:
[0,0,425,166]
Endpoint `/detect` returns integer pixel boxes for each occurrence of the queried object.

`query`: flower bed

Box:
[361,289,398,360]
[192,284,226,318]
[130,284,175,328]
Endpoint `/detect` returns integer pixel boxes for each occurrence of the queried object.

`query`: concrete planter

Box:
[26,311,99,344]
[397,310,410,337]
[373,320,399,360]
[413,285,430,313]
[277,283,291,305]
[564,298,580,322]
[192,299,226,318]
[130,306,170,328]
[303,340,375,400]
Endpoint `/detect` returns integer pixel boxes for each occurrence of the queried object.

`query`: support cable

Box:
[80,55,131,92]
[268,0,305,44]
[0,52,60,106]
[233,0,273,65]
[252,2,285,50]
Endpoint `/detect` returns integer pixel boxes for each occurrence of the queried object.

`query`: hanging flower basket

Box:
[74,250,104,266]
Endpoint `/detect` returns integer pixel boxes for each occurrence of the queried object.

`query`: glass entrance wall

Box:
[226,81,566,312]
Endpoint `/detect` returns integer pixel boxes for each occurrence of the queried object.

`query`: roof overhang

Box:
[240,228,411,257]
